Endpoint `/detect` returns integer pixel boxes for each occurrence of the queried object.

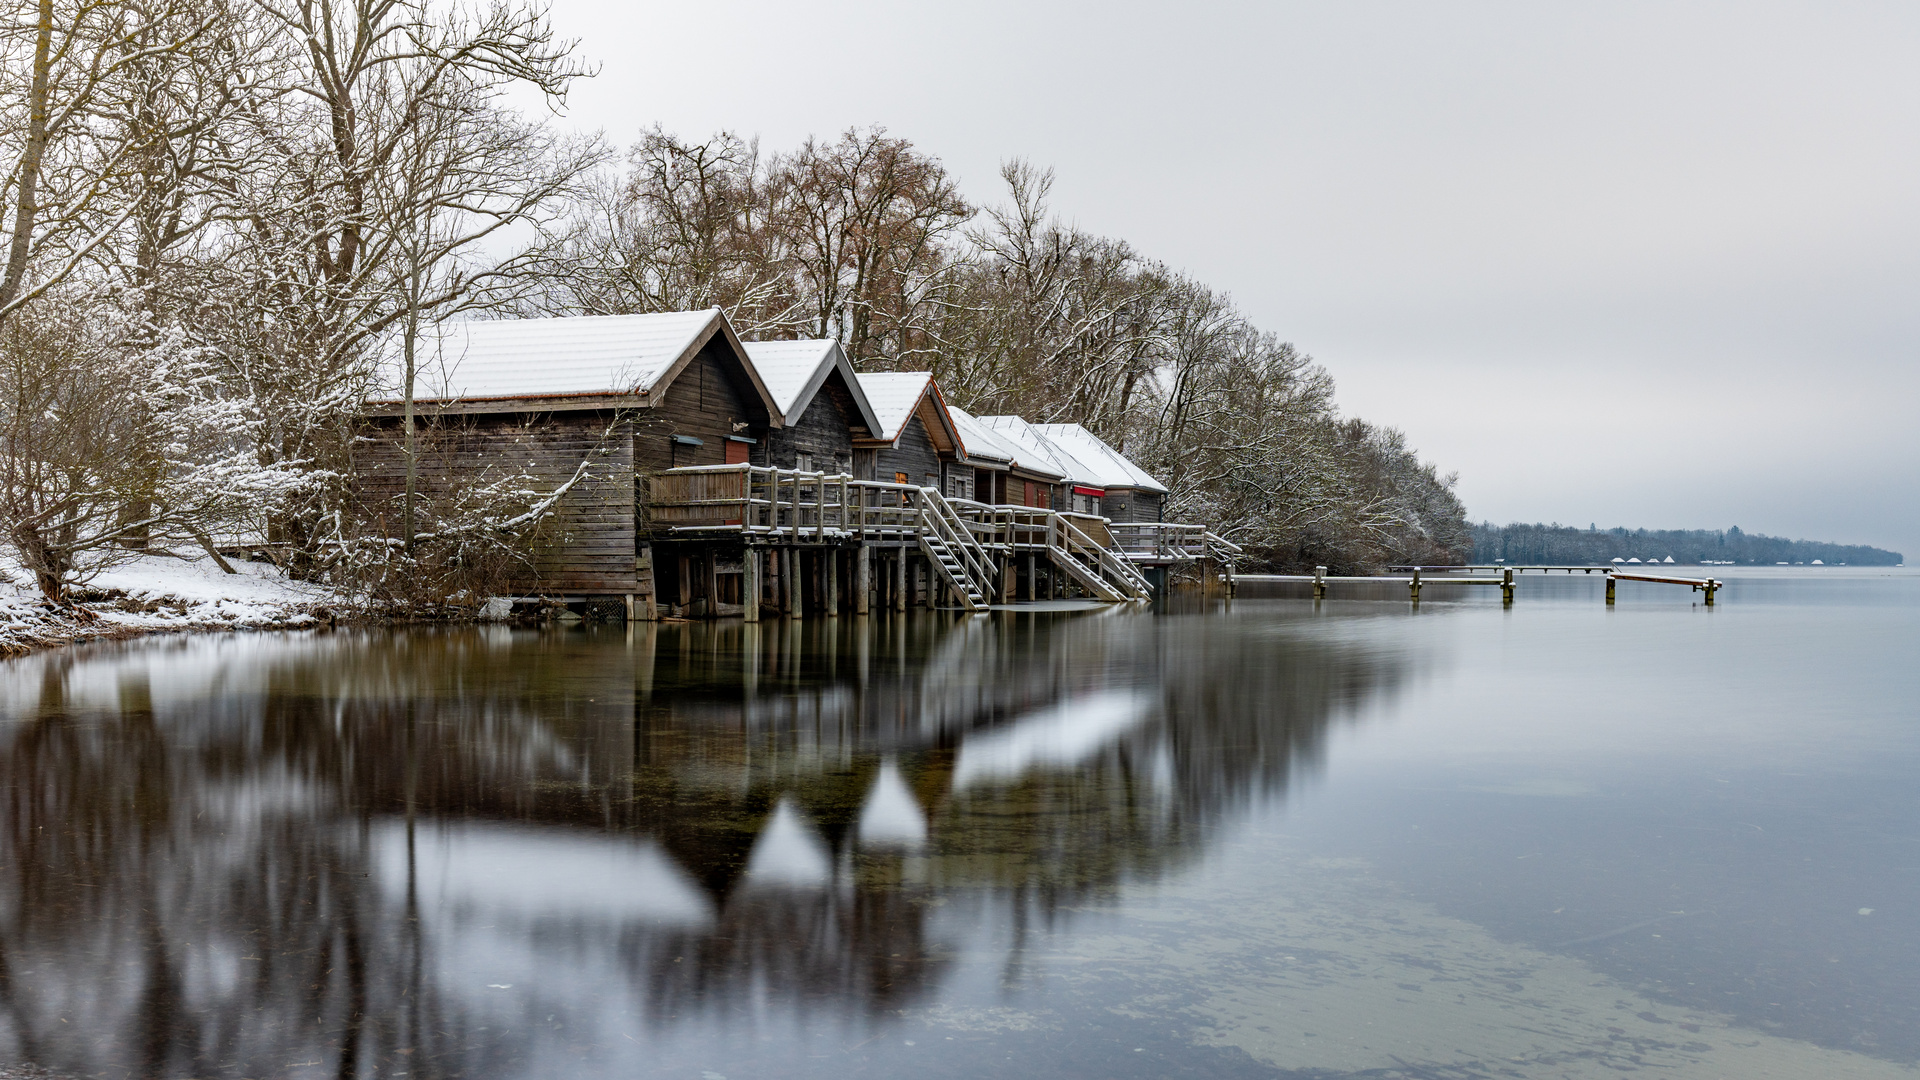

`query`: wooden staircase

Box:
[917,489,994,610]
[1050,516,1153,602]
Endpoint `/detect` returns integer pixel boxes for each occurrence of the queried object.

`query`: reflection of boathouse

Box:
[358,309,1238,615]
[0,613,1401,1079]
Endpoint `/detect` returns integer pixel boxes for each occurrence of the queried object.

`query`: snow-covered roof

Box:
[944,406,1017,467]
[855,372,936,444]
[741,338,882,435]
[1033,424,1167,493]
[369,310,776,414]
[975,416,1081,482]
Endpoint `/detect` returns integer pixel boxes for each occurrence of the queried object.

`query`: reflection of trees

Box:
[0,610,1405,1076]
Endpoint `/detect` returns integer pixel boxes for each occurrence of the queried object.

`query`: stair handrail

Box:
[1055,514,1153,600]
[914,487,996,598]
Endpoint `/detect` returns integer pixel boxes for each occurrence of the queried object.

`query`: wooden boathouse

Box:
[358,309,1238,617]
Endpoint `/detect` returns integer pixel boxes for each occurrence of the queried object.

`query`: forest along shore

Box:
[0,555,336,658]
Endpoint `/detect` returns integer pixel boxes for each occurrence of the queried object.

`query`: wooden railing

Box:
[649,464,1223,604]
[1107,522,1243,566]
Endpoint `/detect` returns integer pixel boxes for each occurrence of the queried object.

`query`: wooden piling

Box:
[743,548,760,623]
[1313,565,1327,600]
[789,548,803,619]
[893,550,907,612]
[1409,566,1422,604]
[826,547,840,617]
[855,545,871,615]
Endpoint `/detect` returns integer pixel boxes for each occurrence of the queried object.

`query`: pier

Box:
[1241,565,1724,605]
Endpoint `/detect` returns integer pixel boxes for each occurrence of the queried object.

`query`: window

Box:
[796,451,815,472]
[947,474,971,501]
[894,471,909,485]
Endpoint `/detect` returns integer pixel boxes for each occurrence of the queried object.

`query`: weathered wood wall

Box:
[873,415,943,488]
[766,371,857,471]
[633,336,771,474]
[355,413,640,595]
[1102,489,1164,523]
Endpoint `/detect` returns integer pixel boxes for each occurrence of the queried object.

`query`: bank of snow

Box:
[0,554,333,657]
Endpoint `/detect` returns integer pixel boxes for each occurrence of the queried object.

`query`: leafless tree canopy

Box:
[547,140,1470,571]
[0,8,1466,604]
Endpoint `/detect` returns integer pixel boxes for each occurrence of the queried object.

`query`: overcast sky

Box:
[546,0,1919,558]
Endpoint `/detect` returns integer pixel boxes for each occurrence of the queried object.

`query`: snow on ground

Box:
[0,553,333,657]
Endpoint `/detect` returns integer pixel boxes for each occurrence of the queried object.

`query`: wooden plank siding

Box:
[355,413,641,595]
[632,336,772,475]
[765,370,858,472]
[1102,489,1164,523]
[872,415,944,489]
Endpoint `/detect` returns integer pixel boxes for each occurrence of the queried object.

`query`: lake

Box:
[1,567,1915,1079]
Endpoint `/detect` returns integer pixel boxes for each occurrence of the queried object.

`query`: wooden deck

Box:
[647,464,1233,610]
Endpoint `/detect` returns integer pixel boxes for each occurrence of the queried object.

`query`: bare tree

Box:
[198,0,599,562]
[0,292,309,602]
[0,0,241,324]
[520,127,805,333]
[769,127,971,366]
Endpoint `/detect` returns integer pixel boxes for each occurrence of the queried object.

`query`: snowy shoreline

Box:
[0,554,337,659]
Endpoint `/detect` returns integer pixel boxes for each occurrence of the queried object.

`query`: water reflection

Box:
[0,608,1404,1078]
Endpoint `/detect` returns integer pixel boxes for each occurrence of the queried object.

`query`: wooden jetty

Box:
[1248,564,1723,605]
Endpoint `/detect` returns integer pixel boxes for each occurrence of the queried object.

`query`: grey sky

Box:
[548,0,1919,557]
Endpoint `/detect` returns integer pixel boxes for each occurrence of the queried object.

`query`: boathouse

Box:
[1031,423,1168,523]
[947,405,1065,509]
[358,308,778,601]
[742,339,884,473]
[852,372,974,498]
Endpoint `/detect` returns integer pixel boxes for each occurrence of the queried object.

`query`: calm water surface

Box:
[1,568,1916,1079]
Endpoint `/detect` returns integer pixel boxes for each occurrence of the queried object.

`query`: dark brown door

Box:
[724,439,750,465]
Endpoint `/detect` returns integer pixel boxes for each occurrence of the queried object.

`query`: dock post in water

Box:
[1410,566,1422,604]
[1313,565,1327,600]
[1704,580,1719,606]
[854,546,871,615]
[1606,576,1616,605]
[743,549,760,623]
[1501,566,1515,605]
[826,548,840,617]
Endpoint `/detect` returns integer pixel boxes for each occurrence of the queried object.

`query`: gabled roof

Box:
[975,416,1081,482]
[944,407,1021,463]
[943,406,1016,467]
[856,372,934,443]
[1034,424,1168,493]
[853,372,965,456]
[741,339,884,436]
[367,309,779,421]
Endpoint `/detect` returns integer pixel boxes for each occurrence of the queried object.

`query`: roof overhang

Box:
[650,310,782,428]
[784,342,883,435]
[363,309,782,426]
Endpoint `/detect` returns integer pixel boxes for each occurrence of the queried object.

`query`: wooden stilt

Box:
[743,547,760,622]
[703,551,719,618]
[790,548,805,619]
[855,545,871,615]
[893,550,907,612]
[826,547,840,617]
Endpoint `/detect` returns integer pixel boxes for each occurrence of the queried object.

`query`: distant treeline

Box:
[1472,523,1903,566]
